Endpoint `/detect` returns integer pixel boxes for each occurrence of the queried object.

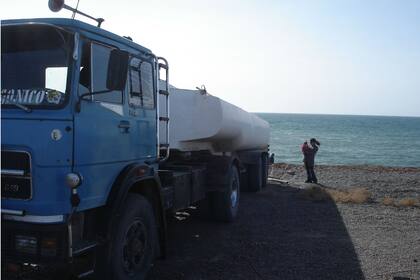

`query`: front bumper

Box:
[2,219,70,264]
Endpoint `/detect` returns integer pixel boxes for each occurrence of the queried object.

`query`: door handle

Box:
[118,120,131,133]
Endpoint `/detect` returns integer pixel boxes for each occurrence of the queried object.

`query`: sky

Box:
[2,0,420,117]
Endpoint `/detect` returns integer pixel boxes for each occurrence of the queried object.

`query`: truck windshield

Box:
[1,25,73,109]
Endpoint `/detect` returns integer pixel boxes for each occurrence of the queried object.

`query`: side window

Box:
[90,43,123,104]
[140,62,154,109]
[128,57,154,109]
[129,58,142,107]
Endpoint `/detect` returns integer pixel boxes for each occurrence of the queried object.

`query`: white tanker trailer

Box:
[160,85,270,153]
[157,83,271,221]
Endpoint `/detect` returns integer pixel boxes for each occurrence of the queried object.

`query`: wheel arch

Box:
[205,153,243,192]
[128,177,167,257]
[104,163,167,258]
[231,156,241,170]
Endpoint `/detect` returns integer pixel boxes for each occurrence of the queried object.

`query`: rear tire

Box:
[211,165,240,222]
[105,194,159,280]
[247,157,263,192]
[261,153,269,189]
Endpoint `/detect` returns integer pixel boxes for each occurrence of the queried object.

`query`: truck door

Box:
[73,41,133,205]
[126,56,157,160]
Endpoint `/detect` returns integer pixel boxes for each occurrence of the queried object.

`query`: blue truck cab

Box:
[1,17,169,277]
[1,16,269,279]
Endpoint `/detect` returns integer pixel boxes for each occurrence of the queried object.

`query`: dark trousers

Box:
[305,163,317,183]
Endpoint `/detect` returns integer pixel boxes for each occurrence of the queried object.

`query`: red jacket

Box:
[301,143,310,154]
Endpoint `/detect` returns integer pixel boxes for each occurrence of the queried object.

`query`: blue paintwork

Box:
[1,119,74,214]
[2,18,152,55]
[1,18,158,215]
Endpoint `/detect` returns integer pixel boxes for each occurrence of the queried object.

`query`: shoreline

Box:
[256,112,420,118]
[269,163,420,203]
[272,162,420,170]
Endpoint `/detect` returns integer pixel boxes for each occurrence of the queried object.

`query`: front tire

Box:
[108,194,159,280]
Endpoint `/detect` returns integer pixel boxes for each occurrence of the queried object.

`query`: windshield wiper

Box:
[7,101,32,113]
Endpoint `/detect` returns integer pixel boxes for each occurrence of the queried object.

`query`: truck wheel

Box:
[261,153,269,189]
[247,157,263,192]
[211,165,240,222]
[108,194,159,280]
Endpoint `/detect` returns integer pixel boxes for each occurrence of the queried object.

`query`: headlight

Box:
[66,172,82,188]
[15,235,37,254]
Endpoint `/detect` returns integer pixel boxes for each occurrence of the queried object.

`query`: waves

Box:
[258,113,420,167]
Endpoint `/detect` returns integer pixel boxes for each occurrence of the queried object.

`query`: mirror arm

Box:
[75,89,113,113]
[73,32,79,60]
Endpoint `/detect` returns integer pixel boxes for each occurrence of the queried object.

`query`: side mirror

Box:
[76,49,129,113]
[107,49,129,91]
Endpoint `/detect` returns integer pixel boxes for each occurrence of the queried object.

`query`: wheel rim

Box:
[230,174,239,208]
[122,219,147,275]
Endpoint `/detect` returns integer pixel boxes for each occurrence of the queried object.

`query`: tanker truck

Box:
[1,2,270,279]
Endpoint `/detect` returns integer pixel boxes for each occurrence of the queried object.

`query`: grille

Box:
[1,150,32,200]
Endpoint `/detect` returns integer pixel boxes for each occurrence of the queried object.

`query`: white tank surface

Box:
[159,86,270,153]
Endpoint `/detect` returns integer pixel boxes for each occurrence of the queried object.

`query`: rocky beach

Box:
[269,163,420,205]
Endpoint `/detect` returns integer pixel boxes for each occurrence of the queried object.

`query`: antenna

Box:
[48,0,105,27]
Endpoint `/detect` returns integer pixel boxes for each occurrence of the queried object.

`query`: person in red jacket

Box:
[301,141,310,154]
[302,138,320,183]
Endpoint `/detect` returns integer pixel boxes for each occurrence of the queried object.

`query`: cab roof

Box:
[2,18,152,54]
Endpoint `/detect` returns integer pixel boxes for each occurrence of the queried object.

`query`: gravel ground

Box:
[269,163,420,202]
[149,164,420,280]
[5,164,420,280]
[339,203,419,279]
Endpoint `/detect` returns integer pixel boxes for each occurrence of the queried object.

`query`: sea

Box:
[257,113,420,167]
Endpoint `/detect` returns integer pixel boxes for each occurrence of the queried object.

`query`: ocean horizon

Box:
[257,113,420,167]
